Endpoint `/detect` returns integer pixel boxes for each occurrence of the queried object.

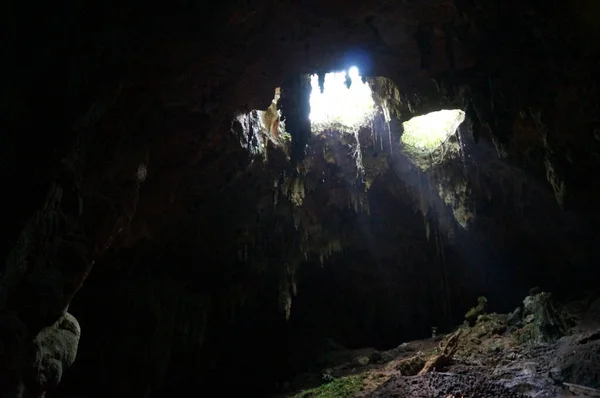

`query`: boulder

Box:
[517,292,569,344]
[30,312,81,394]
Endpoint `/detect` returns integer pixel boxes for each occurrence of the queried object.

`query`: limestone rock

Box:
[518,292,569,344]
[31,312,81,391]
[549,328,600,389]
[507,306,523,327]
[394,354,426,376]
[465,296,488,326]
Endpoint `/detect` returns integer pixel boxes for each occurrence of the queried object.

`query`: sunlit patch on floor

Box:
[309,67,376,133]
[401,109,465,153]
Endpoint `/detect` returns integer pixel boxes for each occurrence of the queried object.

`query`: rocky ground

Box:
[277,291,600,398]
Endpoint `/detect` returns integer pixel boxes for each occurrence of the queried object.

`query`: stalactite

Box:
[371,119,376,147]
[353,129,365,177]
[283,175,305,207]
[278,276,293,320]
[543,157,565,209]
[417,171,431,241]
[273,177,279,207]
[381,101,393,155]
[349,191,370,214]
[531,109,566,209]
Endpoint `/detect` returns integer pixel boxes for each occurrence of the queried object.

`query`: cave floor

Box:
[281,295,600,398]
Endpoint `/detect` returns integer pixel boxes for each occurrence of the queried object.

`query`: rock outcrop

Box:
[29,312,81,397]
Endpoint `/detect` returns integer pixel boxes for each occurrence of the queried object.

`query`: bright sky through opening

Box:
[309,67,376,131]
[401,109,466,152]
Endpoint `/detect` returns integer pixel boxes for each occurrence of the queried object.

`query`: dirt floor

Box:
[279,292,600,398]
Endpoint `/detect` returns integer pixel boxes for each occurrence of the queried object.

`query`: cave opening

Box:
[308,67,376,133]
[401,109,466,153]
[225,68,487,356]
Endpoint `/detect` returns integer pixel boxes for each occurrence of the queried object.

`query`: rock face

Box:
[0,312,80,398]
[30,312,81,395]
[549,297,600,390]
[550,332,600,390]
[514,292,570,344]
[465,296,488,325]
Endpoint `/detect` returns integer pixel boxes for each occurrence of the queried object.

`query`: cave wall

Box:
[2,0,600,396]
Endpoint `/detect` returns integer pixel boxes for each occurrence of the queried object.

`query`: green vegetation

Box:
[291,375,366,398]
[401,109,465,153]
[281,131,292,144]
[465,296,488,325]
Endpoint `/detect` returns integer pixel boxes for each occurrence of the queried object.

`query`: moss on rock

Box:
[465,296,488,325]
[291,374,366,398]
[512,292,570,344]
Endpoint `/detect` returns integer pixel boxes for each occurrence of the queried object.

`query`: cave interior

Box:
[2,0,600,397]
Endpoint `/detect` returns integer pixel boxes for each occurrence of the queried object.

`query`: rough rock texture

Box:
[549,327,600,390]
[0,312,80,398]
[520,292,570,343]
[371,372,525,398]
[465,296,488,325]
[286,294,600,398]
[30,313,81,395]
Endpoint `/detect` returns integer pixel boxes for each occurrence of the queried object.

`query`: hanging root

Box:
[352,130,365,176]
